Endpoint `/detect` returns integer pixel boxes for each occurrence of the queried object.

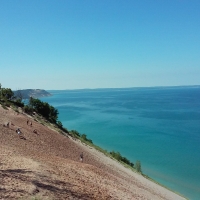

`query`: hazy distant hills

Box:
[14,89,52,99]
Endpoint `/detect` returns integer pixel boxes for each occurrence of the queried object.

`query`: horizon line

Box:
[46,84,200,91]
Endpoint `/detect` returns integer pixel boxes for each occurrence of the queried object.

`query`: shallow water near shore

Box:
[41,86,200,200]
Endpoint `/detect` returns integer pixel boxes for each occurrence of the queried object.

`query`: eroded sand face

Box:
[0,106,186,199]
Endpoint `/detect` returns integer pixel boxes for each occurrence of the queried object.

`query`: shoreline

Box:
[73,138,187,200]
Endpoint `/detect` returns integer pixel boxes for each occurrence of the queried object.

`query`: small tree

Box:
[28,97,58,122]
[135,160,142,173]
[81,134,87,140]
[49,105,58,122]
[70,130,80,138]
[1,88,14,100]
[57,121,63,128]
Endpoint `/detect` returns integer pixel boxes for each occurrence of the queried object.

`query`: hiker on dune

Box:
[80,152,83,162]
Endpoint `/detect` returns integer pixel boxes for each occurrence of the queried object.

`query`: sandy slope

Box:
[0,105,186,200]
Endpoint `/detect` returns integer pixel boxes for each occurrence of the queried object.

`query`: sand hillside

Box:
[0,105,186,200]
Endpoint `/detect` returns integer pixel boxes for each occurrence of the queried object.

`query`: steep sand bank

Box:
[0,105,186,199]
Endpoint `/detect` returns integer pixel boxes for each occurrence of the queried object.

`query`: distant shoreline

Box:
[14,89,52,99]
[46,85,200,92]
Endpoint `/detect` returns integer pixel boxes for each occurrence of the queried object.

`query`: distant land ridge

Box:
[14,89,52,99]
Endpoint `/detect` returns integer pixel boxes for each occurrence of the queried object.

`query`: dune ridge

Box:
[0,105,186,200]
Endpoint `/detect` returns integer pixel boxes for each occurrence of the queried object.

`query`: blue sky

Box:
[0,0,200,90]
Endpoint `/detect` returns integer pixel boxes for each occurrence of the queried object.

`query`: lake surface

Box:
[41,86,200,200]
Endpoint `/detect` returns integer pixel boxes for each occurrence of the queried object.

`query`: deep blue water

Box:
[41,86,200,200]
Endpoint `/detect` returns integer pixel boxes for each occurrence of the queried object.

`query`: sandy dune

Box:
[0,105,186,200]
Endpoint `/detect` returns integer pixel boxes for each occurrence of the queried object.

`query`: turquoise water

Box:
[41,86,200,200]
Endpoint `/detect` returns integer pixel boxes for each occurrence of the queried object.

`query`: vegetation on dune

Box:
[1,87,14,100]
[135,160,142,173]
[0,83,64,130]
[0,83,24,108]
[70,130,93,144]
[69,129,142,171]
[110,151,134,167]
[28,97,58,123]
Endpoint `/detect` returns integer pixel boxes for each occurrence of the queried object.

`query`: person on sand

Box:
[16,128,20,134]
[80,152,83,162]
[33,129,38,134]
[16,128,26,139]
[16,128,21,136]
[27,119,29,125]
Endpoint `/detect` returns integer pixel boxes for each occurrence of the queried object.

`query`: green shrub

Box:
[29,97,58,123]
[12,106,19,113]
[81,134,93,143]
[135,160,142,173]
[1,103,8,110]
[70,130,80,138]
[4,101,11,107]
[24,105,34,114]
[1,88,14,100]
[57,121,63,128]
[62,127,69,134]
[13,99,24,107]
[110,151,134,168]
